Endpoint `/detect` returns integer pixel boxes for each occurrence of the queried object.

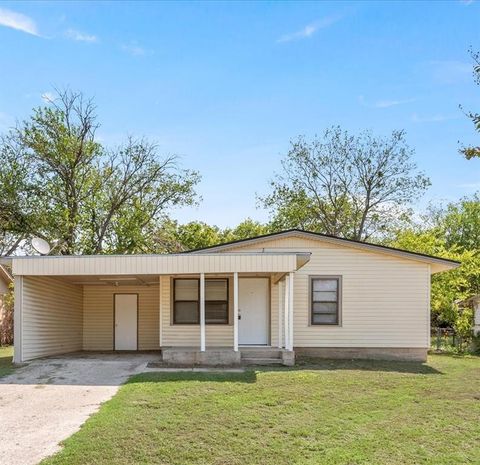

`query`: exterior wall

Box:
[22,276,83,361]
[0,277,8,294]
[160,276,234,347]
[473,301,480,336]
[224,235,431,350]
[83,285,159,350]
[295,347,427,362]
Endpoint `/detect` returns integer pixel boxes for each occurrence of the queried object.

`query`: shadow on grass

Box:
[282,357,443,375]
[129,359,442,385]
[127,370,258,384]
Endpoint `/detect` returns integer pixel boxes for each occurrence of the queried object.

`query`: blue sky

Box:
[0,1,478,227]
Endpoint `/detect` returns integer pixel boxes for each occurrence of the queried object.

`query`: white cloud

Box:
[0,7,39,36]
[65,28,98,43]
[457,181,480,189]
[41,92,55,103]
[277,16,341,43]
[120,42,153,57]
[358,95,416,108]
[428,60,472,84]
[411,113,460,123]
[374,98,416,108]
[122,44,147,57]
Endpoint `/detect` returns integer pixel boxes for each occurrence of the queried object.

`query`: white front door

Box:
[238,278,269,345]
[114,294,138,350]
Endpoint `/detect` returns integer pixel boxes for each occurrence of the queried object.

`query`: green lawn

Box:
[42,355,480,465]
[0,345,14,378]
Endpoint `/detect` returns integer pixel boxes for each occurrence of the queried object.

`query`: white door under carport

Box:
[114,294,138,350]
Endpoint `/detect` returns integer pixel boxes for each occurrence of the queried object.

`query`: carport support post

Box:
[233,272,239,352]
[284,275,289,351]
[288,271,294,351]
[13,276,23,364]
[200,273,206,352]
[278,280,283,349]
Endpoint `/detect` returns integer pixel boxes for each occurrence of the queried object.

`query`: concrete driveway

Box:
[0,352,159,465]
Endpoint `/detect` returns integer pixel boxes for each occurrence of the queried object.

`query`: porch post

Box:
[284,275,289,351]
[200,273,206,352]
[278,280,283,349]
[288,271,294,351]
[233,272,239,352]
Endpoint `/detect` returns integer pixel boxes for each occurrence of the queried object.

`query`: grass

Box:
[42,355,480,465]
[0,345,14,378]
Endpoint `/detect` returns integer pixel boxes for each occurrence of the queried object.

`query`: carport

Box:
[2,252,309,363]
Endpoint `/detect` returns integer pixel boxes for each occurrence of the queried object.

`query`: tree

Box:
[260,127,430,241]
[151,218,271,253]
[221,218,270,243]
[426,193,480,251]
[390,193,480,329]
[152,220,222,253]
[460,48,480,160]
[0,89,200,255]
[0,138,42,255]
[391,228,479,328]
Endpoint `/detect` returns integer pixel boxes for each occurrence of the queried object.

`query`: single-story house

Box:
[1,229,459,365]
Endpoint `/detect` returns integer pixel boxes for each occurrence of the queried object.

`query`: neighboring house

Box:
[0,265,14,345]
[458,295,480,336]
[0,229,458,365]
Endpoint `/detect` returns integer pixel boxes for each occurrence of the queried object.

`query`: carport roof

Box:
[0,252,311,276]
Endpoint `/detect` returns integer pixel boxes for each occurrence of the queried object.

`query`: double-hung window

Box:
[173,278,229,324]
[310,276,341,325]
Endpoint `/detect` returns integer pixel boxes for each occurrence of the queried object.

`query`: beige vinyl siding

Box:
[83,285,159,350]
[22,276,83,361]
[160,276,234,347]
[12,253,299,276]
[225,236,430,349]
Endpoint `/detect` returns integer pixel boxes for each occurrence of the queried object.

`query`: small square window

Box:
[311,277,340,325]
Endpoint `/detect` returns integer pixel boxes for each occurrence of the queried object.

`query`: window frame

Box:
[172,278,229,325]
[309,275,342,326]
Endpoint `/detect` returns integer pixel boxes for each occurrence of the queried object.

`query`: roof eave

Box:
[188,229,461,270]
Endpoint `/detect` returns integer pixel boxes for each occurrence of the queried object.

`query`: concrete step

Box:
[240,349,283,359]
[242,357,284,366]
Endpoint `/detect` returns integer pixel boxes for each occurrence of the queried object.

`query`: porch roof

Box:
[1,252,311,277]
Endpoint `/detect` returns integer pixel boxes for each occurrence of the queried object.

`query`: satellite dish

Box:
[31,237,51,255]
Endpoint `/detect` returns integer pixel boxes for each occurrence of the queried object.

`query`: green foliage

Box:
[260,127,429,241]
[390,194,480,330]
[460,48,480,160]
[429,193,480,250]
[0,90,200,255]
[153,218,271,253]
[221,218,270,243]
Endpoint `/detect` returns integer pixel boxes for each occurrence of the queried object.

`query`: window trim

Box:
[173,278,229,325]
[309,275,342,326]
